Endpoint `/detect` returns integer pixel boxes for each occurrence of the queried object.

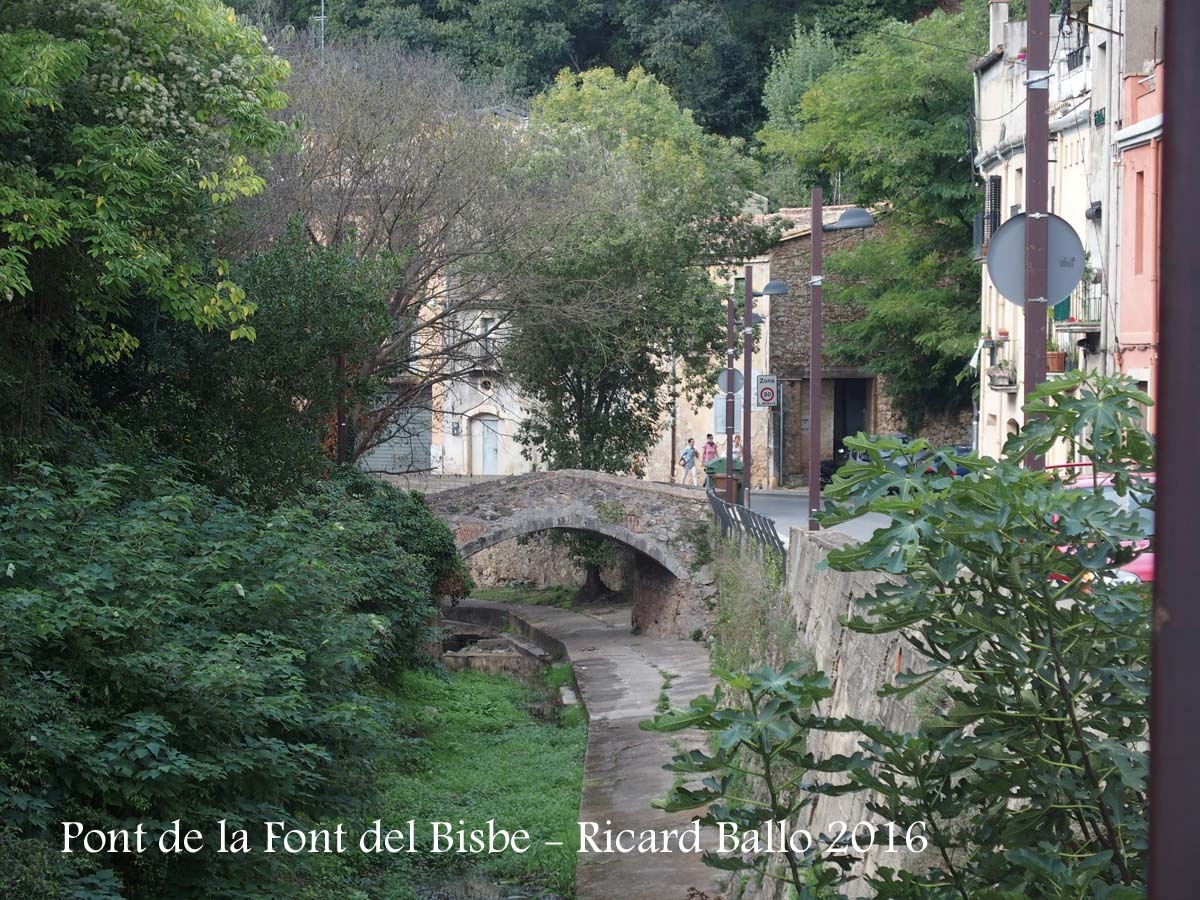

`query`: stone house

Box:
[646,205,972,490]
[764,208,907,484]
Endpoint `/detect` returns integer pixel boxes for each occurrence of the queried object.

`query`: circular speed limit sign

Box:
[756,374,779,406]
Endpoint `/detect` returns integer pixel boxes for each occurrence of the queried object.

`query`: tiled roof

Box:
[754,205,860,242]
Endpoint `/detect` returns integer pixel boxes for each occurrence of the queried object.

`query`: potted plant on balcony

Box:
[981,329,995,350]
[987,359,1017,388]
[1046,349,1068,372]
[996,327,1010,344]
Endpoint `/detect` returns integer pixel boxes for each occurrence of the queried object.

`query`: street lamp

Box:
[725,269,787,505]
[808,188,875,530]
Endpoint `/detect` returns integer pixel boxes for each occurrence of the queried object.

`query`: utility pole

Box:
[808,186,824,530]
[742,266,754,509]
[670,357,677,483]
[1152,0,1198,891]
[1024,0,1050,470]
[725,289,736,502]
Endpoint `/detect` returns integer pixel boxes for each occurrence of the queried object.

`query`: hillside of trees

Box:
[233,0,945,136]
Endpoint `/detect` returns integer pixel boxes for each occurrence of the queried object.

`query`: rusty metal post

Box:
[1152,2,1198,892]
[1023,0,1050,470]
[725,286,736,502]
[808,187,823,530]
[743,265,754,508]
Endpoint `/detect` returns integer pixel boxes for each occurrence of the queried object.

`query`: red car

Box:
[1052,467,1156,584]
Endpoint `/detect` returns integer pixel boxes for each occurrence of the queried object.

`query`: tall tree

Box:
[756,22,841,204]
[758,1,986,426]
[0,0,288,452]
[637,2,761,136]
[243,39,610,465]
[505,67,773,596]
[93,223,393,503]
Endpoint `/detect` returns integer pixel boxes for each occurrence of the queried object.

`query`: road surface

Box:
[748,490,889,543]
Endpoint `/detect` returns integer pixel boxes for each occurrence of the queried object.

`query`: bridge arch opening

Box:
[426,471,712,637]
[457,515,690,582]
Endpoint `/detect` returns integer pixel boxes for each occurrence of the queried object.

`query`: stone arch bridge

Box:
[424,470,715,637]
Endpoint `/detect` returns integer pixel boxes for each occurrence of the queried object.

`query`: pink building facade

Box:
[1116,62,1164,432]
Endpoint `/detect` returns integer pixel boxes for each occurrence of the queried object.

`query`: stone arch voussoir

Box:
[457,513,689,580]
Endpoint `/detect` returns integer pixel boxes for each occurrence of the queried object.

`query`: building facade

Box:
[1114,61,1163,431]
[972,0,1164,457]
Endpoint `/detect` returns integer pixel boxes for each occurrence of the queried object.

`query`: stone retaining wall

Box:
[725,529,923,900]
[466,533,636,591]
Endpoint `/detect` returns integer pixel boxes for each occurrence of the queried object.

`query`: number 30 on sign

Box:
[756,374,778,407]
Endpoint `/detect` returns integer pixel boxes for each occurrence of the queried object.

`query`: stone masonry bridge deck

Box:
[425,470,715,636]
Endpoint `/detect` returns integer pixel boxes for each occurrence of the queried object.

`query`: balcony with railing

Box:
[465,336,501,370]
[1052,278,1102,334]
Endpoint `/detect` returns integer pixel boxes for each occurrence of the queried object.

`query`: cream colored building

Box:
[428,312,540,477]
[644,255,776,489]
[974,0,1118,459]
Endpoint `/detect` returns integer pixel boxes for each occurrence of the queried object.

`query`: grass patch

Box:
[710,535,802,675]
[654,668,678,713]
[316,669,586,898]
[472,584,576,608]
[545,662,576,690]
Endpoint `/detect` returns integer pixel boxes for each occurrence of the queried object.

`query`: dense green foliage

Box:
[510,66,771,476]
[92,225,393,503]
[235,0,936,137]
[0,0,288,451]
[644,664,852,896]
[760,1,986,425]
[0,462,465,897]
[1,2,614,898]
[651,374,1153,897]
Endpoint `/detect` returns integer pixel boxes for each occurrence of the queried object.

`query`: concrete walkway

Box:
[451,599,722,900]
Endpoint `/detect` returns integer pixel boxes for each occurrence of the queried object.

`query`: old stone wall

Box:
[874,388,974,446]
[466,532,636,591]
[630,556,713,640]
[722,529,923,900]
[766,226,871,378]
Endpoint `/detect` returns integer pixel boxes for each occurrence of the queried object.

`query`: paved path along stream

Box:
[452,599,722,900]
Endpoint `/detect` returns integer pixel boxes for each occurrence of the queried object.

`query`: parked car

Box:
[1052,468,1155,583]
[824,436,972,486]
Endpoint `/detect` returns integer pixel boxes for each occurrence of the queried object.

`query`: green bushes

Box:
[93,227,394,505]
[647,374,1153,897]
[0,460,463,897]
[709,530,798,674]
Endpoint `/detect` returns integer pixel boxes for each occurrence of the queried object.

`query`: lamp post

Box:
[807,188,876,530]
[724,272,787,505]
[741,268,787,509]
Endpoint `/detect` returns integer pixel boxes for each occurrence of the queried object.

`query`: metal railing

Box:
[1053,279,1103,333]
[706,488,787,569]
[465,338,500,369]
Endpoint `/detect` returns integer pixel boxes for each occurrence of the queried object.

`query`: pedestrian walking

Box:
[732,434,743,461]
[702,434,718,465]
[679,438,700,486]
